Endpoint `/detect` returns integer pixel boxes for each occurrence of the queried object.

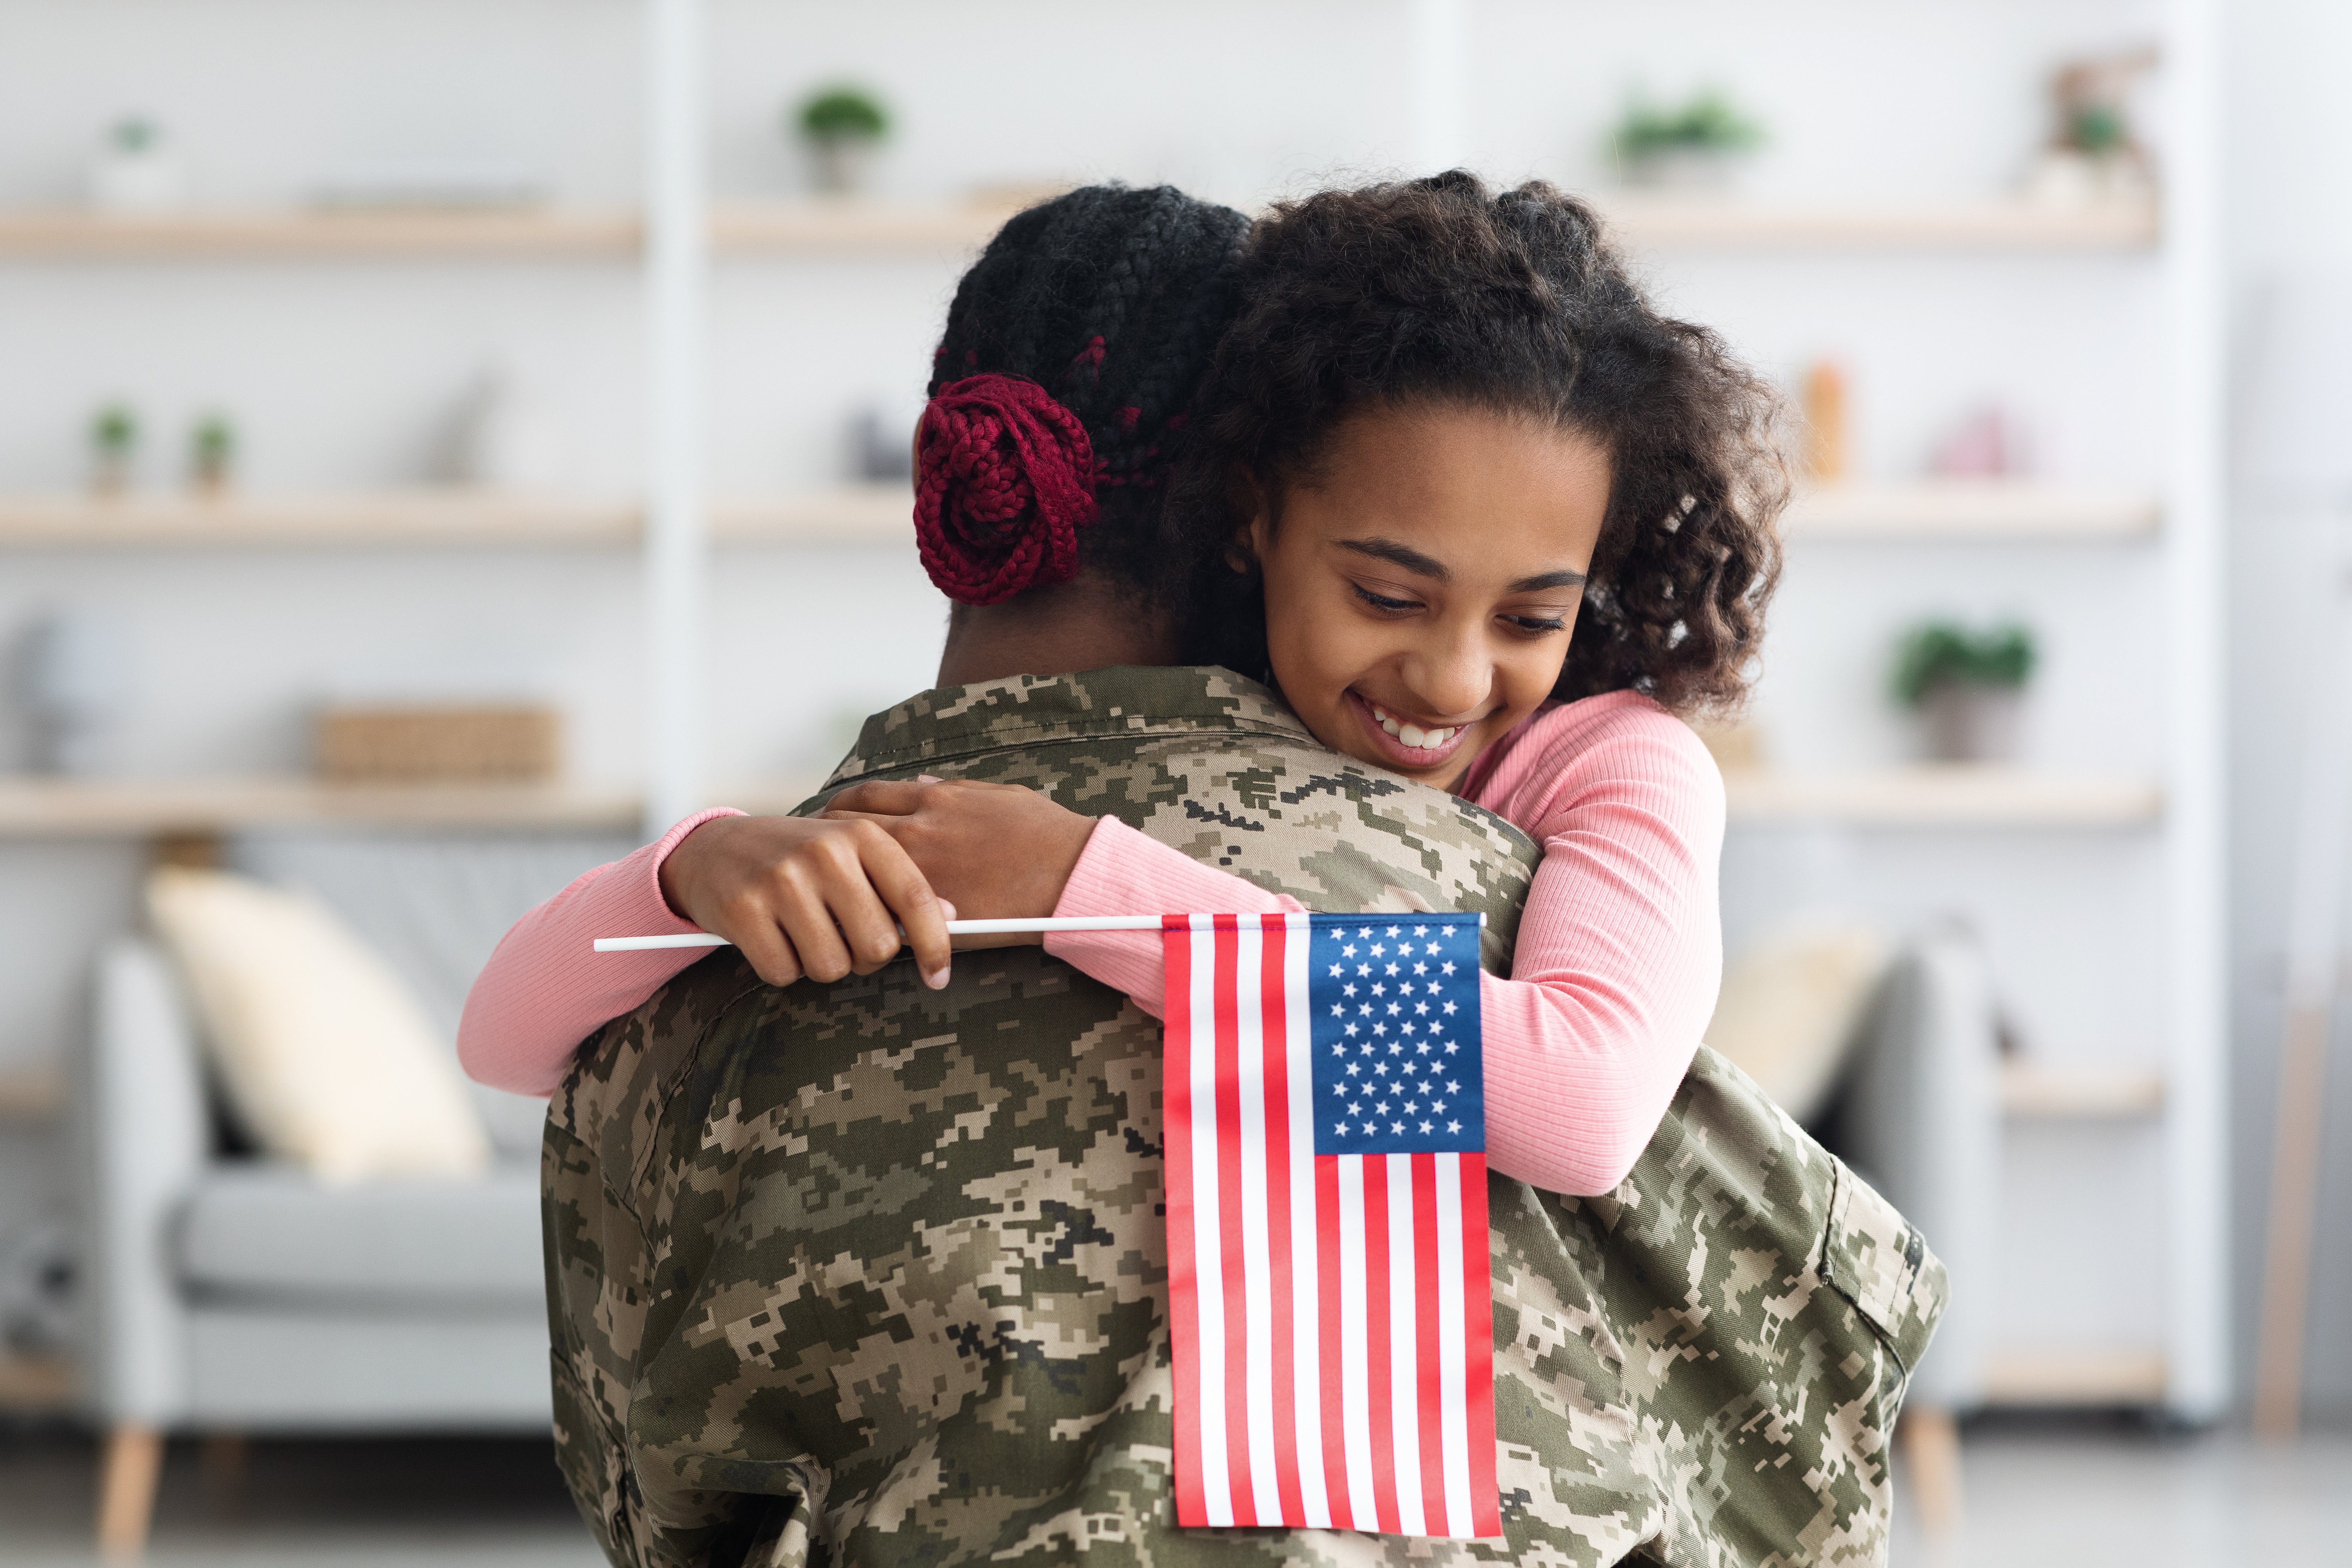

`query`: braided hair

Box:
[918,185,1249,606]
[1175,172,1789,716]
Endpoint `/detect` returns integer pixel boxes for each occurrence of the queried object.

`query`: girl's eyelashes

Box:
[1502,614,1568,635]
[1349,582,1422,615]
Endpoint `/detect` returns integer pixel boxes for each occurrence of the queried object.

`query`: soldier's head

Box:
[1174,172,1790,789]
[916,184,1250,664]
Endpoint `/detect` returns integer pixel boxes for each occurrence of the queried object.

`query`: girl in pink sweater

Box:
[460,176,1786,1197]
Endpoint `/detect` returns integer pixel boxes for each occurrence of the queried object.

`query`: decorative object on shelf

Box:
[88,116,185,213]
[452,367,570,490]
[794,84,891,196]
[849,406,915,482]
[88,402,139,494]
[1892,620,2037,764]
[2023,47,2159,208]
[1802,360,1851,482]
[186,411,236,495]
[1609,88,1765,190]
[1930,405,2030,478]
[20,609,134,776]
[314,704,561,784]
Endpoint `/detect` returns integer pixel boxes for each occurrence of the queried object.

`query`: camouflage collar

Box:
[824,665,1315,786]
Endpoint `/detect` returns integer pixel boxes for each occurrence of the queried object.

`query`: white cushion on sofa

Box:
[146,866,492,1183]
[176,1161,541,1307]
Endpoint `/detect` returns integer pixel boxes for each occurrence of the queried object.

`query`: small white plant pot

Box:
[1621,148,1745,193]
[1917,683,2025,764]
[807,138,878,197]
[90,146,186,214]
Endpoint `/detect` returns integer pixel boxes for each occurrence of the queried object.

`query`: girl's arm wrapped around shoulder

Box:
[457,807,744,1096]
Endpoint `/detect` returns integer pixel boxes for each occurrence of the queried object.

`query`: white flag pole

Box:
[594,912,1482,952]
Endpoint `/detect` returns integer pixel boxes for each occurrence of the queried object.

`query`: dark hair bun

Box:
[914,374,1098,606]
[922,184,1249,603]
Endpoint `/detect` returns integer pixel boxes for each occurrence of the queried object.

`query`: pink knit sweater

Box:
[457,690,1722,1195]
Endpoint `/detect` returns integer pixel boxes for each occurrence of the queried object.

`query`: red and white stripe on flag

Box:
[1161,911,1500,1538]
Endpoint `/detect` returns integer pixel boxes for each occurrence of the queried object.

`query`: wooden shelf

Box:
[0,200,1025,261]
[2000,1060,2166,1119]
[1723,767,2162,827]
[711,199,1026,255]
[1598,196,2159,252]
[0,775,827,837]
[1981,1348,2167,1407]
[0,488,911,549]
[1785,482,2161,542]
[0,207,637,259]
[0,777,641,835]
[0,196,2154,262]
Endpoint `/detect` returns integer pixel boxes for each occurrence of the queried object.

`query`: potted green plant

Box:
[88,402,139,495]
[1610,89,1765,190]
[188,412,237,495]
[1892,619,2037,763]
[793,84,890,196]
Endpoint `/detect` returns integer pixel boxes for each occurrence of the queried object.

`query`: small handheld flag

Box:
[1162,912,1499,1538]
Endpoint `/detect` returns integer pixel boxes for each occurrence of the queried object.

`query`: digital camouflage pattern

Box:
[542,666,1945,1568]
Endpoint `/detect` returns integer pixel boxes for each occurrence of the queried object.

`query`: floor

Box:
[0,1417,2346,1565]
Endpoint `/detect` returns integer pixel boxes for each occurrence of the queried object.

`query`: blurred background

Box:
[1,0,2348,1562]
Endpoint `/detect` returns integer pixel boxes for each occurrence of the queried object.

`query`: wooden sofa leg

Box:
[1900,1405,1963,1535]
[96,1422,163,1560]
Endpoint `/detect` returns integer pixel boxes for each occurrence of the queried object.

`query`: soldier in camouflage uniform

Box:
[543,665,1945,1568]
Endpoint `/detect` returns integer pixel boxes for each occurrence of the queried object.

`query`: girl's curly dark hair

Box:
[1171,172,1788,716]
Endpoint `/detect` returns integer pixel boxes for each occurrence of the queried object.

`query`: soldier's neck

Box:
[936,576,1177,688]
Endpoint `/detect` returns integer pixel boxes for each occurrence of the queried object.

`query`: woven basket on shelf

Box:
[314,705,560,784]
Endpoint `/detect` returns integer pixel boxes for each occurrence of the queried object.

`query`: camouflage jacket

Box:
[543,666,1945,1568]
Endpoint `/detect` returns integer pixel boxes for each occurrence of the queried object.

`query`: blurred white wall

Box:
[2224,0,2352,1422]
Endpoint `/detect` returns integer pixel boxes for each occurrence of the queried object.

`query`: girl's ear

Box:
[1224,467,1272,576]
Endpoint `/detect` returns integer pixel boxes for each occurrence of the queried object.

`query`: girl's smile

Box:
[1244,401,1615,790]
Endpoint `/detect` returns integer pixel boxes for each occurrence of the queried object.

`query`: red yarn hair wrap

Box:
[913,374,1099,606]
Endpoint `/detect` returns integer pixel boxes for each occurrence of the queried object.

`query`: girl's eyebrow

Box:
[1335,537,1586,592]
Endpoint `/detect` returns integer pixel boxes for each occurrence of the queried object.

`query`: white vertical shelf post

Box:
[643,0,709,836]
[1408,0,1469,173]
[2161,0,2230,1423]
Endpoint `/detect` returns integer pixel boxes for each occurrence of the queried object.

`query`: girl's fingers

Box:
[769,866,860,985]
[727,912,805,989]
[824,779,928,817]
[860,833,953,989]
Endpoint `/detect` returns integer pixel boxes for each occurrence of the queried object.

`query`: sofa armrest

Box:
[75,938,210,1425]
[1839,929,2001,1409]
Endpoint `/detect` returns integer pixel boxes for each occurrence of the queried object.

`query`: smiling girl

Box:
[827,176,1786,1194]
[460,175,1786,1199]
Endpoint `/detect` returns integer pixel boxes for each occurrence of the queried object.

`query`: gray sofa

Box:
[74,932,554,1556]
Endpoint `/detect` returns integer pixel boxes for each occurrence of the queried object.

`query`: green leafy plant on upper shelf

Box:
[796,86,890,146]
[1891,620,2038,707]
[1612,89,1766,160]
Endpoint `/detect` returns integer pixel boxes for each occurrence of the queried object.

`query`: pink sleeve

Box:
[1469,695,1725,1195]
[456,807,746,1096]
[1043,819,1306,1018]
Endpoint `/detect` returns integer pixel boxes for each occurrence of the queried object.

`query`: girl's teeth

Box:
[1428,727,1454,746]
[1381,716,1401,737]
[1400,723,1427,748]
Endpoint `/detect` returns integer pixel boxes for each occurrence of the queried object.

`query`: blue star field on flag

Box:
[1306,914,1484,1156]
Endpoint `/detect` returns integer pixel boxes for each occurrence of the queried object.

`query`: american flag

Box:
[1161,912,1499,1538]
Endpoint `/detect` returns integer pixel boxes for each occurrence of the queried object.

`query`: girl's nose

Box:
[1401,631,1492,721]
